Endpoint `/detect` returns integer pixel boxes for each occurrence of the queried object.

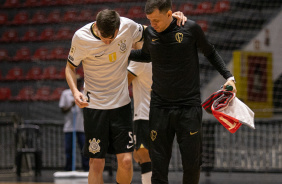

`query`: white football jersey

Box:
[127,61,152,120]
[68,17,144,109]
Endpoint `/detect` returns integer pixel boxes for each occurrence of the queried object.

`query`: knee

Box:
[89,158,105,173]
[119,156,132,171]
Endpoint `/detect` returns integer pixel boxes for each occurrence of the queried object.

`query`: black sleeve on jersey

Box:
[129,49,151,63]
[194,23,232,79]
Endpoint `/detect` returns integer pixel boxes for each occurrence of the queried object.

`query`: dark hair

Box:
[145,0,172,14]
[96,9,120,38]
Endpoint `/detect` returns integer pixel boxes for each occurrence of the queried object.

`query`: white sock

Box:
[141,171,152,184]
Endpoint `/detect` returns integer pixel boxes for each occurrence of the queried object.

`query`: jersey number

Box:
[86,91,91,103]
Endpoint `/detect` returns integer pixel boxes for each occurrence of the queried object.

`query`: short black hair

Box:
[96,9,120,38]
[145,0,172,14]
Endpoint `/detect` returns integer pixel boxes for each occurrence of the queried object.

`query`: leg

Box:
[65,132,72,171]
[77,132,89,171]
[134,149,152,184]
[88,158,105,184]
[116,152,133,184]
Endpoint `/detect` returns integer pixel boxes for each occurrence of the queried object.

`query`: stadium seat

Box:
[32,86,51,101]
[41,66,58,80]
[127,6,146,19]
[179,3,195,15]
[77,9,94,21]
[63,10,78,22]
[11,11,29,25]
[196,20,208,32]
[30,11,47,24]
[13,47,31,61]
[50,87,66,100]
[25,66,42,80]
[213,0,230,13]
[114,7,127,17]
[2,0,20,8]
[21,29,38,42]
[0,87,11,101]
[49,47,68,60]
[0,13,9,25]
[55,27,72,40]
[5,67,24,81]
[40,0,59,6]
[0,70,2,81]
[56,67,65,79]
[32,47,49,61]
[0,49,11,61]
[38,28,55,41]
[0,29,19,42]
[11,86,35,101]
[194,1,213,15]
[76,66,84,78]
[22,0,42,7]
[47,10,61,23]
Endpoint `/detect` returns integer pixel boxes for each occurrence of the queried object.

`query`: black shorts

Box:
[83,103,133,158]
[133,119,150,150]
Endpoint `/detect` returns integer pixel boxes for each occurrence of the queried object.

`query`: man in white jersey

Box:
[128,42,152,184]
[65,9,186,184]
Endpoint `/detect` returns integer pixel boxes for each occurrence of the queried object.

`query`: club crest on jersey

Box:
[89,138,101,154]
[150,130,157,141]
[118,40,127,53]
[175,32,183,43]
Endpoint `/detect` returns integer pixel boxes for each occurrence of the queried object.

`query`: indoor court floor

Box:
[1,170,282,184]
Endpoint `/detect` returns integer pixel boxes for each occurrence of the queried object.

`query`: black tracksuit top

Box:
[129,18,232,108]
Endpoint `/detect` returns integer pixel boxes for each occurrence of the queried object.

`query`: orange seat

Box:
[49,47,67,60]
[41,66,58,80]
[2,0,20,8]
[21,29,38,42]
[1,29,19,42]
[0,87,11,101]
[127,6,145,19]
[25,66,42,80]
[38,27,55,41]
[11,86,35,101]
[213,0,230,13]
[11,11,29,25]
[0,13,9,25]
[196,20,208,32]
[47,10,61,23]
[5,67,24,81]
[30,11,47,24]
[32,47,49,61]
[33,86,51,101]
[179,3,195,15]
[63,10,77,22]
[55,27,72,40]
[13,47,31,61]
[194,1,213,15]
[0,49,11,61]
[50,87,66,100]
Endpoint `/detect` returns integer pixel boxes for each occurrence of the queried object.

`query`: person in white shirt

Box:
[59,78,89,171]
[65,9,186,184]
[128,41,153,184]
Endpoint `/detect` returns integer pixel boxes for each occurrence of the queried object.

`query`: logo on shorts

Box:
[118,40,127,53]
[150,130,157,141]
[89,138,101,154]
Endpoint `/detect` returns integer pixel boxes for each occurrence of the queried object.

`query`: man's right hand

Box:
[74,91,89,108]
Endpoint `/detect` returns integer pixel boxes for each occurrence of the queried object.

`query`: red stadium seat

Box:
[0,70,2,81]
[41,66,58,80]
[0,13,9,25]
[47,10,61,23]
[1,29,19,42]
[179,3,195,15]
[0,87,11,101]
[114,7,127,17]
[30,11,47,24]
[40,0,59,6]
[49,47,68,60]
[127,6,145,19]
[5,67,24,81]
[194,1,213,15]
[10,86,35,101]
[33,86,51,101]
[77,9,94,21]
[63,10,78,22]
[55,27,72,40]
[2,0,20,8]
[22,0,42,7]
[11,11,29,25]
[21,29,38,42]
[32,47,49,60]
[196,20,208,32]
[25,66,42,80]
[38,27,55,41]
[13,47,31,61]
[50,87,66,100]
[0,49,11,61]
[213,0,230,13]
[76,66,84,78]
[57,67,65,80]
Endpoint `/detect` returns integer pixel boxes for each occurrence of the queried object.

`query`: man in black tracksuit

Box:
[129,0,237,183]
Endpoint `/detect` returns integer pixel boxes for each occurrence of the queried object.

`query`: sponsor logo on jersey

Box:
[89,138,101,154]
[190,131,198,135]
[152,38,158,42]
[68,55,74,62]
[109,52,117,62]
[150,130,157,141]
[175,32,183,43]
[118,40,127,53]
